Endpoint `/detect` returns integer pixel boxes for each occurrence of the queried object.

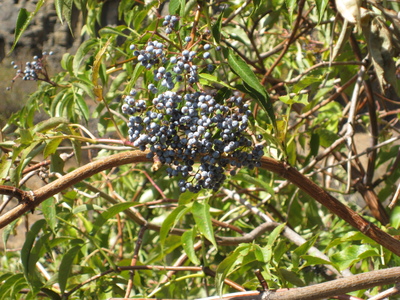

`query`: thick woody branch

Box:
[198,267,400,300]
[0,151,399,256]
[260,156,400,256]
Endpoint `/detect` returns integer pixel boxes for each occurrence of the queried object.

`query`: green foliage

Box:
[1,0,400,299]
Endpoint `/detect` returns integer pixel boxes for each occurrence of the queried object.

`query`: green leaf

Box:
[169,0,181,15]
[44,138,63,159]
[58,244,84,294]
[0,157,12,184]
[198,73,234,89]
[181,229,200,265]
[42,198,57,232]
[237,173,275,196]
[285,0,296,24]
[74,94,89,122]
[90,202,138,236]
[192,201,217,248]
[40,288,62,300]
[71,138,82,165]
[267,222,286,247]
[61,52,74,74]
[55,0,73,32]
[212,10,224,44]
[178,191,197,205]
[367,17,400,96]
[215,244,250,295]
[292,234,319,270]
[9,0,45,54]
[390,206,400,229]
[331,245,379,271]
[315,0,329,24]
[107,71,128,97]
[160,205,191,248]
[325,231,377,252]
[19,128,33,145]
[2,219,18,250]
[21,219,46,291]
[227,50,275,127]
[72,204,105,214]
[33,117,69,133]
[316,128,341,148]
[0,274,26,300]
[279,94,309,105]
[73,39,98,76]
[301,255,333,268]
[73,81,95,99]
[254,244,271,263]
[279,268,305,287]
[99,26,130,38]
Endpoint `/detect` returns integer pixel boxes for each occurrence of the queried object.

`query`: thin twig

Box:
[261,0,306,81]
[221,187,346,277]
[368,283,400,300]
[125,223,148,298]
[344,63,366,193]
[289,74,358,131]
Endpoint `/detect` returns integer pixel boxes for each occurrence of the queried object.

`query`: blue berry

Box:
[203,52,211,59]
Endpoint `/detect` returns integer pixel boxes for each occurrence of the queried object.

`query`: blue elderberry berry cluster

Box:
[121,29,263,193]
[122,88,263,193]
[132,41,167,70]
[11,51,53,81]
[162,15,179,34]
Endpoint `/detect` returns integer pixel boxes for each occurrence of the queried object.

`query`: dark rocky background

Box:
[0,0,122,125]
[0,0,123,61]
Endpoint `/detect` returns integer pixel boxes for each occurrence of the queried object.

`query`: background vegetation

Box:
[1,0,400,299]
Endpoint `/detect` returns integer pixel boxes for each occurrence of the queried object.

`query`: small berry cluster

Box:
[162,15,179,34]
[131,42,166,70]
[7,52,55,90]
[169,49,200,85]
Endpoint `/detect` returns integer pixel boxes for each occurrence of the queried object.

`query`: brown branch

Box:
[216,222,279,246]
[264,266,400,300]
[61,265,400,300]
[0,151,152,228]
[0,151,400,256]
[125,223,148,298]
[259,156,400,256]
[201,267,400,300]
[289,73,359,130]
[261,0,306,81]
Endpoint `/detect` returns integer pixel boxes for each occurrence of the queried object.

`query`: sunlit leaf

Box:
[9,0,45,53]
[169,0,181,15]
[192,201,217,248]
[331,245,379,271]
[42,198,57,232]
[227,49,276,127]
[181,229,200,265]
[215,244,250,295]
[90,202,138,236]
[391,206,400,229]
[160,205,191,248]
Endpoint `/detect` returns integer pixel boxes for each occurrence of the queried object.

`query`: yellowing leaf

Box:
[92,38,112,101]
